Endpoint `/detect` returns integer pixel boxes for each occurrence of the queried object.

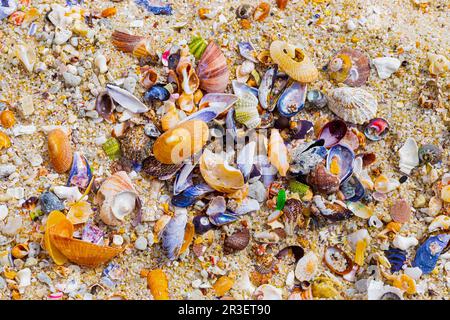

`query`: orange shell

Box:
[147,269,169,300]
[0,110,15,128]
[213,276,235,297]
[111,31,153,58]
[179,222,194,255]
[268,129,289,176]
[161,104,180,132]
[101,7,117,18]
[153,120,209,164]
[196,41,230,93]
[0,131,11,150]
[44,211,72,266]
[47,129,73,174]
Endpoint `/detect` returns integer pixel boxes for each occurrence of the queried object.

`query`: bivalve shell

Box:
[328,87,377,124]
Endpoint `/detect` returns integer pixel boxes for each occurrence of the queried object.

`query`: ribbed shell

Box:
[196,41,230,93]
[234,91,261,129]
[47,129,73,174]
[329,48,370,87]
[328,87,378,124]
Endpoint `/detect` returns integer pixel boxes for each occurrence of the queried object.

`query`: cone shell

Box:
[196,41,230,93]
[234,91,261,129]
[153,120,209,164]
[147,269,169,300]
[328,87,378,124]
[200,149,245,193]
[269,41,318,83]
[268,129,289,176]
[47,129,73,174]
[329,48,370,87]
[44,211,71,266]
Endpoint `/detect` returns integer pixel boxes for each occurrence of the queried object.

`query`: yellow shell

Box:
[428,53,449,76]
[179,222,194,255]
[161,104,180,132]
[0,131,11,150]
[393,274,416,295]
[177,92,195,113]
[44,211,72,266]
[11,243,29,259]
[153,120,209,164]
[147,269,169,300]
[200,149,245,193]
[269,40,318,83]
[66,200,93,225]
[213,276,235,297]
[0,110,15,128]
[268,129,289,176]
[47,129,73,174]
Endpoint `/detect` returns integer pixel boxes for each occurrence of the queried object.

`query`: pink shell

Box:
[390,199,412,223]
[196,41,230,93]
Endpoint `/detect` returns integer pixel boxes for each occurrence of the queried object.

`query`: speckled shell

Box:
[307,164,340,194]
[269,41,318,83]
[329,48,370,87]
[328,87,378,124]
[196,41,230,93]
[234,91,261,129]
[120,125,153,163]
[224,228,250,254]
[47,129,73,174]
[153,120,209,164]
[142,155,182,179]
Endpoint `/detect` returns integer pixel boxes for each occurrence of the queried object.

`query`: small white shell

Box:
[16,268,32,291]
[15,44,36,73]
[0,204,8,221]
[253,284,283,300]
[428,215,450,232]
[94,54,108,74]
[404,267,422,280]
[398,138,419,175]
[392,235,419,251]
[52,186,83,202]
[111,191,137,221]
[294,251,318,281]
[428,53,449,76]
[106,84,148,113]
[328,87,378,124]
[235,271,255,297]
[367,280,403,300]
[372,57,401,79]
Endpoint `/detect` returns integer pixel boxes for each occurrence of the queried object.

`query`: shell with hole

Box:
[327,87,378,124]
[95,171,140,226]
[47,128,73,174]
[269,40,318,83]
[328,48,370,86]
[196,41,230,93]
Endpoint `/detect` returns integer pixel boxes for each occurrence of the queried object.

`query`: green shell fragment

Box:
[289,180,310,197]
[189,36,208,59]
[276,189,286,211]
[103,137,122,160]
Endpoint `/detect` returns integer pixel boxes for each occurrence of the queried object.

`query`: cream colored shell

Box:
[328,87,378,124]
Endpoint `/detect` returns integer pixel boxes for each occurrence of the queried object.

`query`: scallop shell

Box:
[153,120,209,164]
[269,40,318,83]
[329,48,370,86]
[234,91,261,129]
[268,129,289,177]
[294,251,319,281]
[47,128,73,174]
[200,149,245,193]
[398,138,419,175]
[328,87,378,124]
[196,41,230,93]
[44,211,71,266]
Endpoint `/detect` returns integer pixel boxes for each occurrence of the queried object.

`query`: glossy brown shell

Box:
[307,164,340,194]
[224,228,250,254]
[283,198,303,222]
[47,129,73,174]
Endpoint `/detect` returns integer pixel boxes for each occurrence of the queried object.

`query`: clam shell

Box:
[161,208,187,260]
[106,84,149,113]
[237,141,256,181]
[44,211,71,266]
[326,144,355,182]
[47,129,73,174]
[234,91,261,129]
[153,120,209,164]
[238,41,258,63]
[307,164,340,194]
[173,162,196,195]
[67,152,92,189]
[196,41,230,93]
[224,228,250,254]
[199,93,238,112]
[340,176,365,202]
[398,138,419,175]
[328,87,377,124]
[283,198,303,222]
[171,184,214,208]
[253,284,283,300]
[232,80,259,98]
[329,48,370,86]
[95,91,115,122]
[276,81,307,117]
[318,120,348,148]
[269,41,318,83]
[268,129,289,177]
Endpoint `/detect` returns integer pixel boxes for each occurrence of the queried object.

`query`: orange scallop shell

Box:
[47,129,73,174]
[196,41,230,93]
[147,269,169,300]
[153,120,209,164]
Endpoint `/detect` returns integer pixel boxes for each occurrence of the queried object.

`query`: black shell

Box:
[40,191,64,215]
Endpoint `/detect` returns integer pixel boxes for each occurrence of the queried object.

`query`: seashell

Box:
[144,122,161,139]
[193,215,215,234]
[413,234,450,274]
[283,198,303,234]
[307,164,340,194]
[340,128,360,151]
[269,40,318,83]
[173,162,196,195]
[237,141,256,181]
[177,92,195,113]
[233,198,260,216]
[364,118,389,141]
[232,80,259,99]
[290,120,313,140]
[234,91,261,129]
[418,144,442,164]
[347,201,373,219]
[427,53,449,76]
[318,120,348,148]
[253,2,270,21]
[47,129,73,174]
[393,235,419,251]
[67,200,93,225]
[95,171,139,226]
[372,57,401,79]
[418,79,442,109]
[390,199,412,223]
[276,81,307,117]
[329,48,370,86]
[171,184,214,208]
[200,149,245,193]
[0,0,17,20]
[16,268,31,290]
[188,36,208,60]
[196,41,230,93]
[268,129,289,177]
[161,104,180,131]
[238,41,258,63]
[153,120,209,164]
[328,87,378,125]
[258,67,278,111]
[206,196,227,216]
[199,93,238,114]
[0,110,16,128]
[106,84,148,113]
[111,30,155,58]
[67,152,92,189]
[428,215,450,232]
[142,156,182,179]
[374,174,400,193]
[12,243,29,259]
[147,269,169,300]
[326,144,354,183]
[144,84,170,102]
[120,125,153,163]
[40,191,64,215]
[154,215,171,239]
[367,280,403,300]
[398,138,419,175]
[236,60,255,83]
[340,176,365,202]
[295,251,318,281]
[289,140,327,175]
[44,211,71,265]
[224,228,250,254]
[213,276,235,297]
[312,195,352,221]
[306,89,327,109]
[276,0,288,9]
[323,246,353,275]
[135,1,173,15]
[15,44,36,73]
[177,60,200,95]
[140,67,158,89]
[96,91,115,122]
[209,211,239,226]
[384,247,407,272]
[161,207,187,260]
[253,284,282,300]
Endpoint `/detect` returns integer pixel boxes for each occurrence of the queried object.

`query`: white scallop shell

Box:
[328,87,378,124]
[294,251,318,281]
[398,138,419,175]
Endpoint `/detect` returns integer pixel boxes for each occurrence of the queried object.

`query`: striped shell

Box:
[44,211,71,266]
[234,91,261,129]
[47,129,73,173]
[111,31,155,59]
[328,87,378,124]
[196,41,230,93]
[269,41,318,83]
[329,48,370,87]
[224,228,250,254]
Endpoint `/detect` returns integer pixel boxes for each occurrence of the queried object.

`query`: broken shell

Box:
[312,195,352,221]
[67,152,92,190]
[374,174,400,193]
[290,120,314,140]
[44,211,71,266]
[47,129,73,174]
[268,129,289,177]
[40,191,65,215]
[147,269,169,300]
[427,53,449,76]
[171,184,214,208]
[367,280,403,300]
[253,284,282,300]
[94,54,108,74]
[276,0,288,9]
[224,228,250,254]
[177,61,200,95]
[140,67,158,89]
[340,176,366,202]
[236,60,255,83]
[384,247,407,272]
[142,156,182,179]
[323,246,353,275]
[15,44,36,73]
[418,79,442,109]
[413,234,450,274]
[0,110,15,128]
[106,84,148,113]
[372,57,401,79]
[329,48,370,86]
[120,125,153,163]
[237,141,256,181]
[197,41,230,93]
[328,87,378,125]
[253,2,270,21]
[238,41,258,63]
[390,199,412,223]
[67,200,93,225]
[393,235,419,251]
[269,41,318,83]
[213,276,234,297]
[295,251,319,281]
[161,104,180,131]
[236,4,253,19]
[276,81,307,117]
[398,138,419,175]
[364,118,389,141]
[318,119,348,148]
[234,91,261,129]
[347,201,372,219]
[307,164,340,194]
[12,243,29,259]
[188,36,208,60]
[153,120,209,164]
[96,91,115,122]
[193,215,214,234]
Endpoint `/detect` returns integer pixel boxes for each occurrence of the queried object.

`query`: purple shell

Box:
[171,184,214,208]
[318,119,348,148]
[81,223,105,245]
[291,120,314,140]
[209,211,239,226]
[193,215,215,234]
[340,175,365,202]
[67,152,93,189]
[276,82,307,117]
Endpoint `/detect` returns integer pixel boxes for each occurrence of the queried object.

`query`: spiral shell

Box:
[328,48,370,86]
[328,87,378,124]
[269,41,318,83]
[47,129,73,174]
[234,91,261,129]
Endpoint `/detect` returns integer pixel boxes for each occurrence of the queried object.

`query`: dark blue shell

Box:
[193,215,215,234]
[67,152,93,189]
[39,191,64,215]
[276,82,307,118]
[384,247,407,273]
[413,234,450,274]
[134,0,173,15]
[291,120,314,140]
[144,84,170,102]
[209,211,239,226]
[171,183,214,208]
[340,175,365,202]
